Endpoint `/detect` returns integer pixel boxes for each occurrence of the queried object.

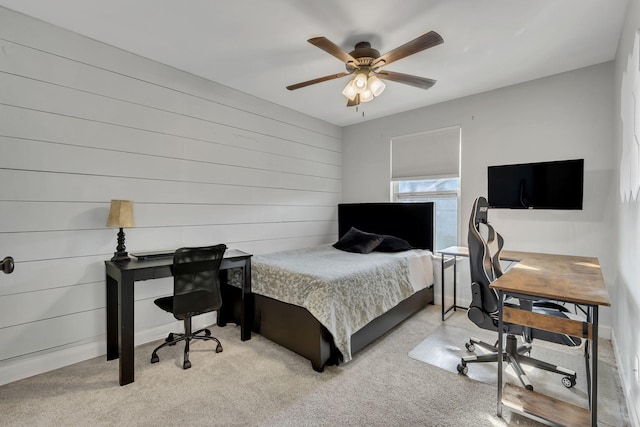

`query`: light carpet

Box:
[409,322,628,426]
[0,308,630,426]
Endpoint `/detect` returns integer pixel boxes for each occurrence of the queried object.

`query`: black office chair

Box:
[456,197,580,390]
[151,244,227,369]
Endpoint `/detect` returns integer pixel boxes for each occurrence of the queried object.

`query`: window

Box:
[391,126,461,251]
[393,178,459,250]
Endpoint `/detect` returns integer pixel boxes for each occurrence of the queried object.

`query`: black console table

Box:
[105,249,252,386]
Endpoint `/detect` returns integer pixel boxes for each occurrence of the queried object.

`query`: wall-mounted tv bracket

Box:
[1,256,14,274]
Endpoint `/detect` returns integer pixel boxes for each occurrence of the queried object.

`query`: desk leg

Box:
[217,270,230,327]
[106,274,119,360]
[591,306,598,426]
[118,272,135,386]
[441,255,464,321]
[453,260,457,311]
[441,256,445,321]
[497,290,504,418]
[240,258,253,341]
[584,313,592,407]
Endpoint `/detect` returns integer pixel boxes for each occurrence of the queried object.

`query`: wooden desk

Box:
[490,251,610,426]
[105,249,252,386]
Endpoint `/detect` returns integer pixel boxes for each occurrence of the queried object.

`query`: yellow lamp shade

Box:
[106,200,134,228]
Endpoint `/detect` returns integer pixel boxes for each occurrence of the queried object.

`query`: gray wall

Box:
[343,59,634,421]
[0,7,341,385]
[343,62,615,334]
[614,0,640,423]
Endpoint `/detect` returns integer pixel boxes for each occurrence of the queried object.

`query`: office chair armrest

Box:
[510,293,570,313]
[532,300,570,313]
[518,298,533,311]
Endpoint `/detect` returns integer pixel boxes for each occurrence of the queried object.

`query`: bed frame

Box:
[222,202,435,371]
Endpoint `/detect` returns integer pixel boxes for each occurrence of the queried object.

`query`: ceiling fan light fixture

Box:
[368,75,386,97]
[342,80,358,101]
[360,88,374,103]
[352,71,368,93]
[287,32,443,107]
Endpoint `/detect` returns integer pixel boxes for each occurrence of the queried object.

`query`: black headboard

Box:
[338,202,435,251]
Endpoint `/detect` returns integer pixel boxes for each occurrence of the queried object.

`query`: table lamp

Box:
[106,200,134,262]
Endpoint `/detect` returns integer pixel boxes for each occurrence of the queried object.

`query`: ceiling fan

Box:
[286,31,443,107]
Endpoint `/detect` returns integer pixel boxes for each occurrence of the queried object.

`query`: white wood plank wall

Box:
[0,7,341,385]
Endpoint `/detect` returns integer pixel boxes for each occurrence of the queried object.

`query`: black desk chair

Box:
[151,244,227,369]
[456,197,580,390]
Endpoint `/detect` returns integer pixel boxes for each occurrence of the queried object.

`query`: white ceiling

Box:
[0,0,629,127]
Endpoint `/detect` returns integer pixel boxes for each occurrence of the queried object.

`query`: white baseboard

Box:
[611,329,640,427]
[0,340,105,387]
[0,313,217,386]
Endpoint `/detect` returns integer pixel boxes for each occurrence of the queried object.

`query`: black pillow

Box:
[375,235,413,252]
[333,227,384,254]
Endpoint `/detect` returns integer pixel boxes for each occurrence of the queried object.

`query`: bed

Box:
[221,202,435,371]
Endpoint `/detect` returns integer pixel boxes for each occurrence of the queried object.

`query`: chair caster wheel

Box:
[204,329,211,337]
[151,354,159,363]
[465,342,475,352]
[183,360,191,369]
[562,376,576,388]
[166,333,176,345]
[457,363,468,375]
[215,344,223,353]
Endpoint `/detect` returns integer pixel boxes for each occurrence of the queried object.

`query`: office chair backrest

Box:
[172,244,227,320]
[468,197,504,315]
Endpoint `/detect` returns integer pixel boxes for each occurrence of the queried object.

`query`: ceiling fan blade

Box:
[347,94,360,107]
[376,71,436,89]
[286,72,350,91]
[372,31,443,68]
[308,37,359,66]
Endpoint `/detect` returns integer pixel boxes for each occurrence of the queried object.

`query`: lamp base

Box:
[111,251,130,262]
[111,227,130,262]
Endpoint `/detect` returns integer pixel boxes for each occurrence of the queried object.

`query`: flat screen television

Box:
[487,159,584,210]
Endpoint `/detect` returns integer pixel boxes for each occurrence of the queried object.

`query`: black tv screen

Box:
[488,159,584,210]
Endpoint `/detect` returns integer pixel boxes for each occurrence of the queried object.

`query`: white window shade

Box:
[391,127,460,181]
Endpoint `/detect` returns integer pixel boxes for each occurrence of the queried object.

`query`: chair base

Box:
[151,321,223,369]
[456,334,577,390]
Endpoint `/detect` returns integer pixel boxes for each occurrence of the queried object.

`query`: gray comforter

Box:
[251,244,418,362]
